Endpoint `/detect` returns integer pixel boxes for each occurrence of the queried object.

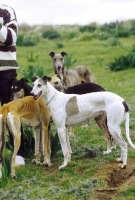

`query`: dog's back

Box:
[64,82,105,94]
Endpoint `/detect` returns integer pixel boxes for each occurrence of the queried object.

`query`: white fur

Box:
[31,77,135,169]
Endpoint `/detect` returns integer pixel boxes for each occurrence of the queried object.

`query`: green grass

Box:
[1,33,135,199]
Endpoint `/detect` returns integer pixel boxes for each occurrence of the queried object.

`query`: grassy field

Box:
[0,34,135,200]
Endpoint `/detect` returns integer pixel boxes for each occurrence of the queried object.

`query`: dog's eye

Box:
[38,84,41,87]
[53,58,56,61]
[60,58,63,61]
[54,81,58,84]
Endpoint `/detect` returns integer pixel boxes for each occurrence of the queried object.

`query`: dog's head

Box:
[49,75,66,92]
[31,76,51,100]
[10,78,29,100]
[49,52,67,75]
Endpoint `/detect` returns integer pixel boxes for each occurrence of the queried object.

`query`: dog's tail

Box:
[1,105,8,148]
[123,101,135,149]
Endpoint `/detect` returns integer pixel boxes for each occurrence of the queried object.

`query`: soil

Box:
[91,159,135,200]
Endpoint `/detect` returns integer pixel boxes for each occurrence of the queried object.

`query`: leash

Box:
[46,92,57,105]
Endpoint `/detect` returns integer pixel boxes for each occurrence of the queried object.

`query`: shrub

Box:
[17,34,38,46]
[108,47,135,71]
[64,54,77,68]
[116,28,130,38]
[23,37,37,46]
[16,34,24,46]
[98,32,111,40]
[42,29,61,40]
[78,32,97,41]
[79,24,97,33]
[26,52,39,62]
[56,42,64,48]
[22,65,45,84]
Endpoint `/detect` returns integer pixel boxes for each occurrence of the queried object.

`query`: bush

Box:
[17,34,38,46]
[108,47,135,71]
[116,28,130,38]
[17,34,24,46]
[22,65,45,84]
[64,54,77,68]
[56,42,64,48]
[23,37,37,46]
[98,32,111,40]
[42,29,61,40]
[79,24,97,33]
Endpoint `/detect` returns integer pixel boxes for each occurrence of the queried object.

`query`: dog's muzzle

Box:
[31,91,42,100]
[56,66,62,74]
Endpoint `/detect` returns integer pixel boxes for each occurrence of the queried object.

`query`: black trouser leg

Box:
[0,71,24,157]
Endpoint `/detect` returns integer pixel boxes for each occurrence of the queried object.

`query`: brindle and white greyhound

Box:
[31,76,135,170]
[49,51,96,86]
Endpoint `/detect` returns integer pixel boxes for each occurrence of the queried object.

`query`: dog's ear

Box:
[42,76,48,83]
[47,77,52,82]
[49,52,55,58]
[32,76,39,82]
[42,76,52,83]
[20,78,28,83]
[61,52,67,57]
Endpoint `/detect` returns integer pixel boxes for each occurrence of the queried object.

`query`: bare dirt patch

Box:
[92,159,135,200]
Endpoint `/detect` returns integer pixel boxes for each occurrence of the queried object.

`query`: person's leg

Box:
[0,70,24,157]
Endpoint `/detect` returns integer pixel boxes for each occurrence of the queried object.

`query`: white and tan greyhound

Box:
[31,76,135,170]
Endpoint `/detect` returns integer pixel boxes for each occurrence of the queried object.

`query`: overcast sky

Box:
[2,0,135,26]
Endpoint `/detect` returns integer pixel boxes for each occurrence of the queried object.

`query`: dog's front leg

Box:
[57,126,71,169]
[42,125,52,167]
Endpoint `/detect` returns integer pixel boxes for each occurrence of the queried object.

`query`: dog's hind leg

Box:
[68,126,74,136]
[32,126,42,165]
[7,113,21,178]
[95,114,113,154]
[109,125,127,168]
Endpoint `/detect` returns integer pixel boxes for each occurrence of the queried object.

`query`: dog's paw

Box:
[31,159,42,165]
[48,162,52,167]
[31,159,36,163]
[11,173,17,179]
[58,164,67,170]
[118,163,126,169]
[43,161,52,167]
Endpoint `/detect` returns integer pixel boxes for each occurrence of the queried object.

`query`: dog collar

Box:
[46,92,57,105]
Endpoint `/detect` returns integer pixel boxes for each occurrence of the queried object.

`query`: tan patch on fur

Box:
[66,96,79,116]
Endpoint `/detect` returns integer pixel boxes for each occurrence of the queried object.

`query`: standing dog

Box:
[50,75,114,154]
[0,96,51,179]
[49,51,96,135]
[49,51,96,86]
[31,76,135,170]
[10,78,48,167]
